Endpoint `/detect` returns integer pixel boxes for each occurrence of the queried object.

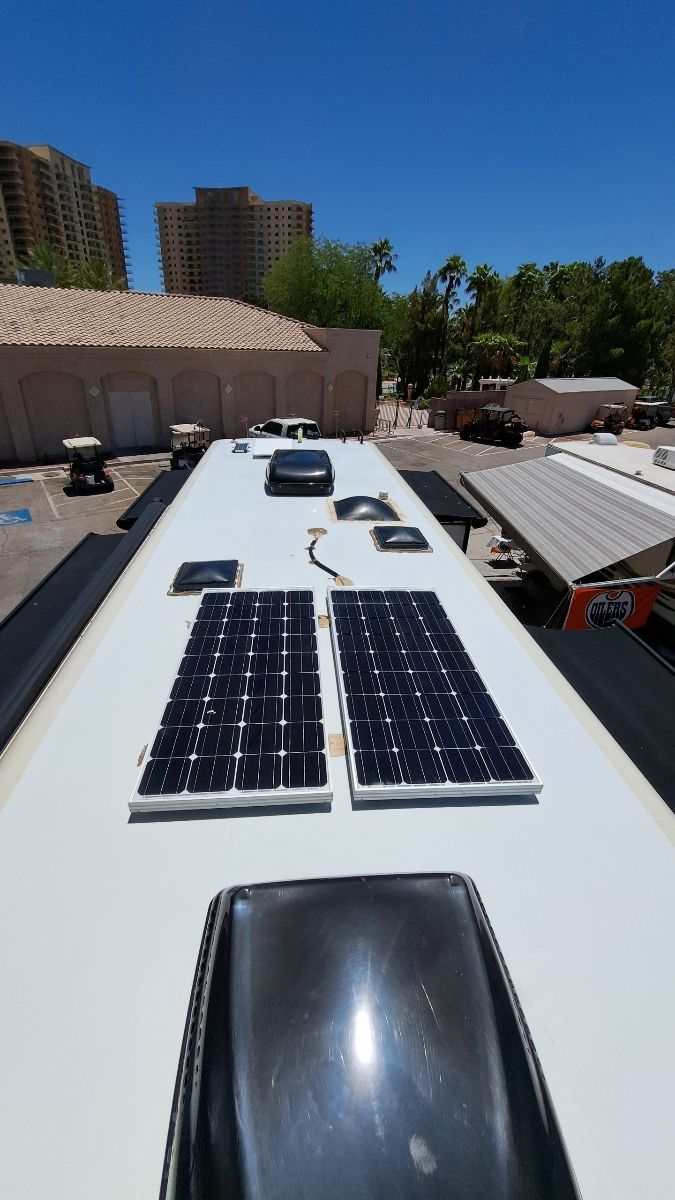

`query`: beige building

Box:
[0,283,379,462]
[505,377,638,436]
[0,142,129,283]
[156,186,312,298]
[428,376,638,436]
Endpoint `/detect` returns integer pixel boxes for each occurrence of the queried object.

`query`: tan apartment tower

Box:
[155,186,312,298]
[0,141,129,284]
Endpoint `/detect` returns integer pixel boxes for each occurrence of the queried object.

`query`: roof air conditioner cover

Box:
[653,445,675,471]
[265,448,334,494]
[161,874,580,1200]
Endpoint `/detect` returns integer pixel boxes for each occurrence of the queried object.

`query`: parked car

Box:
[248,417,321,440]
[459,404,527,448]
[63,437,114,492]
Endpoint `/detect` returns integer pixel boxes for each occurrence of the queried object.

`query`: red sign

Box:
[563,584,661,630]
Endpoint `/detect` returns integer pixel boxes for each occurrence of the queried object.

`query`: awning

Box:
[460,456,675,584]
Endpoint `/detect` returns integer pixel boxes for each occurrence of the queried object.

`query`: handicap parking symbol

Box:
[0,508,32,526]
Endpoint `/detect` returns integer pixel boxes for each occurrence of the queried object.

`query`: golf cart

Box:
[627,399,673,430]
[590,404,628,435]
[63,437,114,493]
[170,423,210,470]
[459,404,527,448]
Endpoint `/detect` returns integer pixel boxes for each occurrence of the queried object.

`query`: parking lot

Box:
[2,422,675,624]
[0,457,167,619]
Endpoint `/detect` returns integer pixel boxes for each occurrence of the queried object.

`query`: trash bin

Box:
[434,410,446,431]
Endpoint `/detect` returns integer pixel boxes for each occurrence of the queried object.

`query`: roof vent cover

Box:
[333,495,400,522]
[371,526,430,551]
[170,560,240,594]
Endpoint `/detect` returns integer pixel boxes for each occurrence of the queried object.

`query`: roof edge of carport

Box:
[459,454,675,586]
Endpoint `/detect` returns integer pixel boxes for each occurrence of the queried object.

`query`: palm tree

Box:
[436,255,466,373]
[467,332,523,388]
[21,241,74,287]
[369,239,397,285]
[73,257,127,291]
[436,254,467,317]
[466,263,497,307]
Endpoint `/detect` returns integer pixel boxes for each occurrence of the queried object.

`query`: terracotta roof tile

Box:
[0,284,323,352]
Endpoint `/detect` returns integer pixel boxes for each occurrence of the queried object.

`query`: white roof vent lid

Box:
[652,445,675,471]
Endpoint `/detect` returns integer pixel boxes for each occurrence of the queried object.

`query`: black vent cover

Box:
[372,525,430,550]
[161,874,580,1200]
[334,495,399,521]
[171,560,239,593]
[266,449,334,495]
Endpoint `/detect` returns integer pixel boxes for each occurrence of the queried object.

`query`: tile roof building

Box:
[0,142,129,284]
[0,283,379,462]
[156,186,312,299]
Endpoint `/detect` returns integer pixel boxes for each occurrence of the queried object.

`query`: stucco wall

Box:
[0,326,380,462]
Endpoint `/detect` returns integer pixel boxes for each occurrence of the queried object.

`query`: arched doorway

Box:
[287,371,323,424]
[334,370,368,431]
[20,371,91,458]
[102,371,159,451]
[172,371,223,438]
[232,371,275,438]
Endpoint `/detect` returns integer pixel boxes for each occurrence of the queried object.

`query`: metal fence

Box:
[376,401,428,431]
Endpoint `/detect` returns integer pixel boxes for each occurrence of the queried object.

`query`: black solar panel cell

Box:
[330,588,539,799]
[136,590,329,807]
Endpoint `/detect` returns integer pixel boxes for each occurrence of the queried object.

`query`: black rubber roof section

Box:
[117,469,188,530]
[0,504,165,755]
[400,469,488,526]
[529,623,675,813]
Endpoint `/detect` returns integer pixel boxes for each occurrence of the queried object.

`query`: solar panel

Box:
[328,588,541,801]
[130,589,331,812]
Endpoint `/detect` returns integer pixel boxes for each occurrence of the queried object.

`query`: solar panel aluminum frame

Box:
[327,587,541,803]
[130,588,332,814]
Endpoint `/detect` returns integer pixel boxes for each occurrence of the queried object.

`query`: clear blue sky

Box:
[2,0,674,294]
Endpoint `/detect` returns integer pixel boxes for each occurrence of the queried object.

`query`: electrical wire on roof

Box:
[306,528,352,586]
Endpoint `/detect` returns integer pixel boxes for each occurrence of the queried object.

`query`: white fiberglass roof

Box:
[554,437,675,495]
[0,440,674,1200]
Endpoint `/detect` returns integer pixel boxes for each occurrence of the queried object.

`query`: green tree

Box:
[467,332,523,387]
[263,236,386,329]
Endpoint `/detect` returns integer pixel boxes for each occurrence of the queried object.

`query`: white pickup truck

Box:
[248,416,321,439]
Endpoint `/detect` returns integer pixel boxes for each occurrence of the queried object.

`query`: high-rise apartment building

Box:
[0,141,129,284]
[156,186,312,298]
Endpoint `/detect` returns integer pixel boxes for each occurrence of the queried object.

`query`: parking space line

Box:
[40,478,61,519]
[114,470,139,496]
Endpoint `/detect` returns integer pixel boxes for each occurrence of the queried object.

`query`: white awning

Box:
[461,456,675,583]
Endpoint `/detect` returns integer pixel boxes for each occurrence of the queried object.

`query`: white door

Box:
[108,391,155,449]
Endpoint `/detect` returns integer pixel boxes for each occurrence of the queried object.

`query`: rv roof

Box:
[0,439,673,1200]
